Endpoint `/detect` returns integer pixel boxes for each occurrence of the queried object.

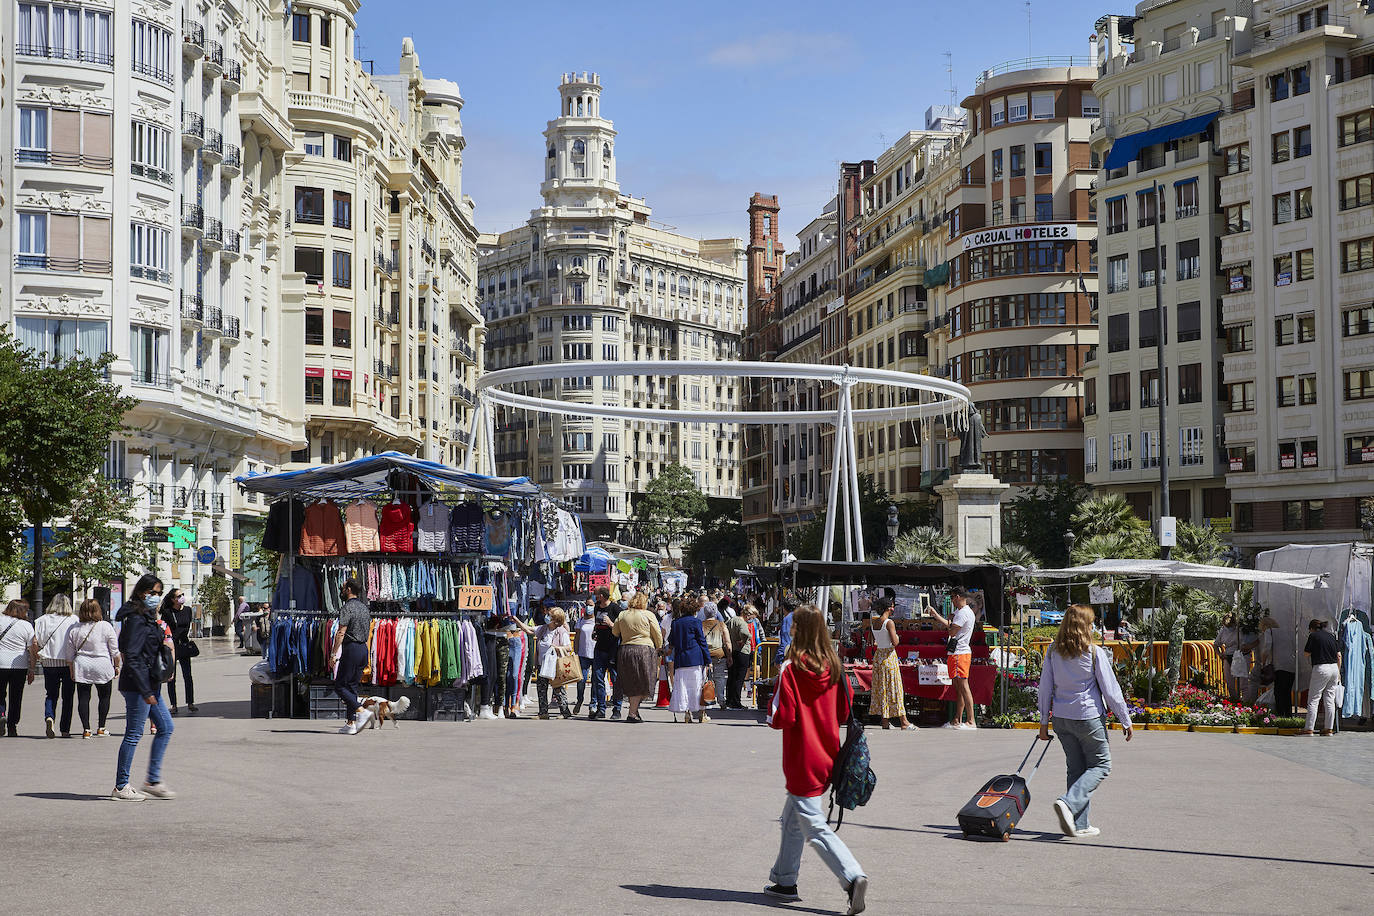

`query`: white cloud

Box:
[706,31,854,70]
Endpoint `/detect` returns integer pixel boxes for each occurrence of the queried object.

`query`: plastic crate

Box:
[250,681,292,719]
[389,684,427,720]
[427,686,468,722]
[308,685,349,720]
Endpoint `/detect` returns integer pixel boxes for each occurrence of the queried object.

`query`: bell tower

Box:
[541,72,619,210]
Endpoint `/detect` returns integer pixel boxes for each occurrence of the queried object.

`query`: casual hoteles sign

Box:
[961,223,1078,252]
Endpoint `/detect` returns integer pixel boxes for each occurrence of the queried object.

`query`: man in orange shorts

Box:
[929,588,977,729]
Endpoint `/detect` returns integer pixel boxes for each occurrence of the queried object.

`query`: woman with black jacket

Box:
[159,588,197,714]
[112,573,176,802]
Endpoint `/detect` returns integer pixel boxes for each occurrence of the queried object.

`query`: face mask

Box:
[145,595,162,610]
[175,596,185,607]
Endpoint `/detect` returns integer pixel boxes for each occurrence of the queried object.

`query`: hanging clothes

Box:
[345,501,382,553]
[448,503,485,554]
[417,502,451,553]
[299,501,347,556]
[379,502,416,553]
[482,510,514,557]
[271,566,320,612]
[1340,613,1372,717]
[263,499,308,553]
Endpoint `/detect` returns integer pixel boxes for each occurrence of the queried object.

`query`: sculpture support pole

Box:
[481,397,497,477]
[821,388,847,564]
[463,401,483,472]
[843,384,866,562]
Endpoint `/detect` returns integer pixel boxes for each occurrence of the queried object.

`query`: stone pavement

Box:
[4,647,1371,915]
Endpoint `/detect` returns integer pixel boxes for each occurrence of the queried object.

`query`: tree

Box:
[46,476,154,593]
[687,503,748,580]
[196,573,232,631]
[886,526,956,564]
[0,330,136,612]
[241,525,280,580]
[785,474,898,561]
[982,542,1039,568]
[1002,480,1088,567]
[633,462,707,546]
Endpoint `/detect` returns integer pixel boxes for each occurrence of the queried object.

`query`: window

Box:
[1081,92,1100,116]
[333,136,351,161]
[538,345,552,362]
[1139,246,1163,288]
[1277,375,1297,407]
[1139,308,1160,348]
[990,97,1005,126]
[1293,65,1310,95]
[294,247,323,284]
[1294,125,1311,157]
[14,316,108,363]
[292,11,310,41]
[1163,70,1180,101]
[1106,196,1127,234]
[1273,192,1293,225]
[991,149,1003,182]
[1140,369,1160,408]
[1298,374,1317,406]
[1346,435,1374,466]
[1175,180,1199,219]
[1031,91,1054,120]
[1228,444,1256,472]
[1029,346,1066,377]
[331,310,351,348]
[331,251,351,288]
[1178,363,1202,404]
[1009,196,1025,223]
[318,17,330,47]
[1008,93,1028,122]
[1034,194,1054,222]
[562,342,591,360]
[1347,369,1374,401]
[330,192,352,230]
[1275,314,1297,346]
[1085,437,1098,474]
[1344,304,1374,337]
[294,187,324,223]
[1009,145,1025,178]
[129,222,170,282]
[1224,144,1250,174]
[1033,143,1052,175]
[304,374,324,404]
[332,375,350,406]
[1110,433,1133,471]
[130,17,172,83]
[302,131,324,156]
[1342,238,1374,273]
[16,211,47,266]
[1227,380,1255,412]
[1271,71,1290,101]
[17,106,48,162]
[1272,131,1290,163]
[130,120,171,182]
[1176,240,1200,281]
[1341,176,1373,211]
[1109,372,1130,411]
[1339,112,1372,147]
[1106,313,1130,353]
[18,3,113,65]
[1226,322,1253,352]
[1283,500,1324,531]
[1224,203,1251,235]
[562,463,591,481]
[1180,426,1204,466]
[304,308,324,346]
[602,315,619,332]
[1141,430,1160,469]
[562,314,592,331]
[1108,256,1129,294]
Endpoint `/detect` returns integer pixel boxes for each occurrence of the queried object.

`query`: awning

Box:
[1023,558,1327,591]
[1104,111,1220,170]
[234,451,542,501]
[211,563,250,583]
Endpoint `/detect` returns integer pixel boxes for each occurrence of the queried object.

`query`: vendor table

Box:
[846,662,997,704]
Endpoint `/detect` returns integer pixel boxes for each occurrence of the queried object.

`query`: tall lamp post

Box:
[1063,531,1076,611]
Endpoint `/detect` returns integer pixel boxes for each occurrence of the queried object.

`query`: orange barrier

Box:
[1028,639,1225,689]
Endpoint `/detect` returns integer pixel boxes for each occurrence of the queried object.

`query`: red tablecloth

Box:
[847,662,996,704]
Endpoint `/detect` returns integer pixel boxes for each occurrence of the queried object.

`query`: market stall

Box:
[235,451,582,720]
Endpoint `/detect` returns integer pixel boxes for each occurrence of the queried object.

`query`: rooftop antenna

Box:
[944,51,956,108]
[1026,1,1033,59]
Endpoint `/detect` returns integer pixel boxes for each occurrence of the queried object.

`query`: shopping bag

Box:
[919,663,951,686]
[1333,683,1346,707]
[701,678,717,705]
[1230,651,1250,677]
[552,652,583,688]
[538,649,559,681]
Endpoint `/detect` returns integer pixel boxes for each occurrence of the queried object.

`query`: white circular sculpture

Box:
[469,360,974,563]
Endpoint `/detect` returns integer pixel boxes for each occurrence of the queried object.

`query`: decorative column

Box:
[934,472,1010,563]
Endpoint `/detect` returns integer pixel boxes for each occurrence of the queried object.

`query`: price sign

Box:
[457,585,494,612]
[588,573,610,592]
[1089,585,1115,605]
[229,538,242,570]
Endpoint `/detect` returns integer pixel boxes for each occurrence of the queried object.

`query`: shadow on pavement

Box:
[621,884,833,914]
[15,792,108,802]
[169,700,251,719]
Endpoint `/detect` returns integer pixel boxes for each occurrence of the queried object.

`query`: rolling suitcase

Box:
[957,735,1052,841]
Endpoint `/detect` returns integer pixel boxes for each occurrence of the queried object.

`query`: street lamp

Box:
[886,505,899,551]
[1062,530,1077,613]
[1063,530,1076,559]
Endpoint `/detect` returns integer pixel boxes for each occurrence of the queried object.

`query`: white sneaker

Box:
[142,782,176,800]
[940,722,960,729]
[338,721,358,735]
[110,785,145,801]
[1053,799,1076,837]
[352,708,374,733]
[478,705,498,720]
[1075,826,1101,838]
[959,722,978,730]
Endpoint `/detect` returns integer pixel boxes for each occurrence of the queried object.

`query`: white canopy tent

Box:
[1254,544,1371,689]
[1025,559,1328,593]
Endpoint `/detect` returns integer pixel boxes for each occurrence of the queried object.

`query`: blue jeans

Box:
[591,653,620,713]
[1053,715,1112,831]
[575,656,594,706]
[117,689,173,789]
[770,793,865,890]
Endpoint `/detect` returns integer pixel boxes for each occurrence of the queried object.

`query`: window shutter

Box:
[82,111,112,162]
[50,213,81,266]
[51,109,81,158]
[82,216,112,269]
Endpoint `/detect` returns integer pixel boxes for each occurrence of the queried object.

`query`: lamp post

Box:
[1063,531,1076,611]
[886,504,899,554]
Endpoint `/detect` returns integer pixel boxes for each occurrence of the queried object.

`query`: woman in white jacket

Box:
[66,599,120,738]
[32,594,78,738]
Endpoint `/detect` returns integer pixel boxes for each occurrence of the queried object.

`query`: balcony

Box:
[180,294,204,325]
[203,218,223,249]
[204,40,224,75]
[14,149,113,171]
[18,42,114,67]
[193,490,209,513]
[451,382,475,404]
[421,239,437,261]
[132,372,175,390]
[181,112,204,147]
[222,60,242,91]
[202,128,223,162]
[204,306,223,334]
[222,316,241,344]
[374,250,397,275]
[13,254,112,275]
[452,337,477,362]
[374,359,399,380]
[373,305,399,328]
[221,228,241,259]
[182,21,205,58]
[212,493,226,514]
[147,484,166,508]
[130,161,174,185]
[130,262,172,284]
[172,487,190,510]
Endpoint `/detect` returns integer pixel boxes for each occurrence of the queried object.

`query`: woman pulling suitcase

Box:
[1037,603,1132,838]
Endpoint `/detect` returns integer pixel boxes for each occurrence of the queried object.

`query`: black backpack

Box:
[828,677,876,829]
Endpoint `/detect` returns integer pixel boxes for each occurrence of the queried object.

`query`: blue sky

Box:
[357,0,1105,244]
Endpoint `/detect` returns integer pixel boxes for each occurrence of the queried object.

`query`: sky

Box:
[356,0,1105,245]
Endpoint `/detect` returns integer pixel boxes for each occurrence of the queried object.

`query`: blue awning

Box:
[1104,111,1220,170]
[234,451,543,501]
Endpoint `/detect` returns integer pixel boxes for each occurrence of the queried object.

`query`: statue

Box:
[957,410,986,471]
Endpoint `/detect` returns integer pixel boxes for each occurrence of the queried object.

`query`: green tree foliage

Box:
[47,476,153,591]
[1002,481,1088,567]
[687,498,748,579]
[196,573,232,627]
[633,462,708,545]
[981,542,1040,568]
[885,526,956,563]
[785,474,909,561]
[0,330,136,607]
[240,525,280,579]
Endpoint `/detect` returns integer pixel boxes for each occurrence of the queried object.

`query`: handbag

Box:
[179,636,201,658]
[538,648,559,681]
[1333,683,1346,707]
[701,678,717,705]
[552,651,583,688]
[945,635,959,653]
[1230,650,1250,678]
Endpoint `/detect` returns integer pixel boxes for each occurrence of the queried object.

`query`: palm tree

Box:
[886,527,956,564]
[981,542,1039,569]
[1071,493,1150,541]
[1171,522,1230,565]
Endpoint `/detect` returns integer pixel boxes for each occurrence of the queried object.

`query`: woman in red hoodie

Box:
[765,605,868,915]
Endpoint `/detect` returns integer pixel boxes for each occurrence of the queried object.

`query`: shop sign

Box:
[229,538,242,570]
[1208,517,1233,533]
[457,585,494,612]
[1089,585,1115,605]
[304,367,325,377]
[333,369,352,379]
[588,573,610,592]
[962,223,1076,251]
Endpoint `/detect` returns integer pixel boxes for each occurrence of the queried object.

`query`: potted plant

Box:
[196,573,232,637]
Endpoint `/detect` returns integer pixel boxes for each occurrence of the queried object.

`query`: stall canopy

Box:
[1025,558,1328,592]
[752,560,1008,627]
[574,546,613,573]
[1255,544,1369,683]
[234,451,542,501]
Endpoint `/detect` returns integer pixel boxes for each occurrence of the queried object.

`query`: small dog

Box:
[360,695,411,729]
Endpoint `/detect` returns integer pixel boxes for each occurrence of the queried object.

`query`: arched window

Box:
[678,275,690,296]
[713,282,722,301]
[571,256,584,270]
[657,270,666,290]
[602,143,611,178]
[577,98,583,116]
[571,139,586,178]
[642,269,651,290]
[572,139,585,155]
[618,231,626,248]
[631,264,640,281]
[597,257,608,276]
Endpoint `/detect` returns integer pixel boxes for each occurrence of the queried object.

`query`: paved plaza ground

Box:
[4,645,1370,915]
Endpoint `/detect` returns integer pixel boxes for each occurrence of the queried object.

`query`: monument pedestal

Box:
[935,472,1010,563]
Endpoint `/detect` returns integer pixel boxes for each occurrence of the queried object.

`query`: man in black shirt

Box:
[1300,619,1342,736]
[332,578,373,735]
